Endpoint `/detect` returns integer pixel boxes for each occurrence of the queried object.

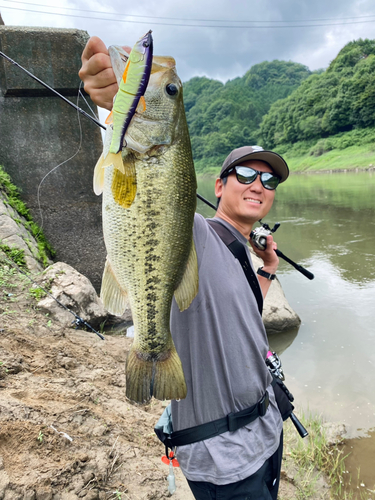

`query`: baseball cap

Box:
[220,146,289,183]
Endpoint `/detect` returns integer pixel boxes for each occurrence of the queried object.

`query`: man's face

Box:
[215,159,276,226]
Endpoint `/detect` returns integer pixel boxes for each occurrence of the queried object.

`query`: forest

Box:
[183,38,375,173]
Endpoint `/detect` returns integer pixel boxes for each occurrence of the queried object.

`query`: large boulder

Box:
[37,262,132,331]
[250,250,301,334]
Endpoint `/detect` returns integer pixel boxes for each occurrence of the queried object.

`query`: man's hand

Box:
[79,36,129,110]
[249,234,279,298]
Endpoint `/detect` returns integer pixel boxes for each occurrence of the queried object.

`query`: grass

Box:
[283,144,375,173]
[0,164,55,266]
[283,411,375,500]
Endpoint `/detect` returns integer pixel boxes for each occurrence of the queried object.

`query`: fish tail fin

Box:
[126,346,187,403]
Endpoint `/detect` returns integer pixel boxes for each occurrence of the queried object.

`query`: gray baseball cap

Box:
[220,145,289,183]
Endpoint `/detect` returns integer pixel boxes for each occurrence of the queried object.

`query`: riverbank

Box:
[282,143,375,174]
[0,253,363,500]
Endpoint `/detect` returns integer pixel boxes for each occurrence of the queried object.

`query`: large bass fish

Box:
[94,38,198,404]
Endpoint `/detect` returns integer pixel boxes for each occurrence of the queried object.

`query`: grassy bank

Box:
[282,412,375,500]
[273,127,375,173]
[193,127,375,175]
[282,143,375,173]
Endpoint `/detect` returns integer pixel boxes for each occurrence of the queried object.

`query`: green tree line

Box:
[184,38,375,173]
[258,39,375,148]
[183,60,312,172]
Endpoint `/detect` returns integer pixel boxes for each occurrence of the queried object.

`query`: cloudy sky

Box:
[1,0,375,83]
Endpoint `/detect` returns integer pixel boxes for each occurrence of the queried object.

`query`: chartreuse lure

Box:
[94,31,153,206]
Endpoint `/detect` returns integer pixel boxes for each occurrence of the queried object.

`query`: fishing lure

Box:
[100,30,153,175]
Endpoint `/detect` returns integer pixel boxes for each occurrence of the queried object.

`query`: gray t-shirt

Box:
[170,213,283,485]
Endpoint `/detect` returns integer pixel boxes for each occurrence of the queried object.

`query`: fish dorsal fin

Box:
[151,56,176,73]
[93,154,105,195]
[100,258,129,315]
[174,240,199,311]
[111,153,137,208]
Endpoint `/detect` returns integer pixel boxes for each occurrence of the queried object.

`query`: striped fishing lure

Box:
[107,30,153,154]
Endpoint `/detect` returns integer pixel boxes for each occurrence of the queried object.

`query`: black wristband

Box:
[257,267,276,280]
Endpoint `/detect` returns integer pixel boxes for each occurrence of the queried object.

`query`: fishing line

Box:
[0,51,215,216]
[78,88,100,121]
[36,82,84,234]
[2,4,375,28]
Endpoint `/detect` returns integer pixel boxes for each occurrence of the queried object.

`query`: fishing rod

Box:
[0,51,314,279]
[0,51,106,130]
[0,50,216,210]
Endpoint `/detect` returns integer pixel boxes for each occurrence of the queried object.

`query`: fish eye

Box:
[143,41,150,47]
[166,83,178,97]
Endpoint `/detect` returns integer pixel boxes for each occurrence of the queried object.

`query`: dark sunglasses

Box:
[222,166,280,190]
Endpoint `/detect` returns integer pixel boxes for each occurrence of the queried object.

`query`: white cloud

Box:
[1,0,375,82]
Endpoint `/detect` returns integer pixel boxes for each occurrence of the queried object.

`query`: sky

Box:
[1,0,375,84]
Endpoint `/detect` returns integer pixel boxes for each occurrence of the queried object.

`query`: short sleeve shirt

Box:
[170,214,283,485]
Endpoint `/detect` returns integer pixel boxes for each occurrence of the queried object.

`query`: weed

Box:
[284,411,346,498]
[28,286,47,301]
[0,164,55,265]
[37,430,44,443]
[0,245,26,268]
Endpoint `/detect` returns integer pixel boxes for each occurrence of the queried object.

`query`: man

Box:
[80,37,289,499]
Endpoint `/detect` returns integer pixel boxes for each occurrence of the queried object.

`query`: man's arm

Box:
[79,36,130,110]
[249,234,279,299]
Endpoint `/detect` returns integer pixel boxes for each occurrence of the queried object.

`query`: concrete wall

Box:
[0,26,106,291]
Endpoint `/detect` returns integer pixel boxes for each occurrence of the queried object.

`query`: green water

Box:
[197,171,375,489]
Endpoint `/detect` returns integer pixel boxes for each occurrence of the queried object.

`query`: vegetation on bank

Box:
[259,39,375,149]
[183,60,312,173]
[274,127,375,173]
[282,413,374,500]
[0,164,55,266]
[183,38,375,175]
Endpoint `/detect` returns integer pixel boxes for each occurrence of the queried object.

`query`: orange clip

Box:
[161,451,180,467]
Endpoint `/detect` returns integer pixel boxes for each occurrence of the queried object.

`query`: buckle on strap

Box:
[258,391,269,417]
[227,391,269,432]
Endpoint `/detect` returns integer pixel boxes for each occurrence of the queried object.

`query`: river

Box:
[197,171,375,494]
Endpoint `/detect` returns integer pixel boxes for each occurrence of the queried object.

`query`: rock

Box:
[0,470,10,499]
[37,262,131,330]
[321,422,346,446]
[250,250,301,334]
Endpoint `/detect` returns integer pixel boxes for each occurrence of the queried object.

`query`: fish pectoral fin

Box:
[111,153,137,208]
[126,345,187,403]
[100,258,129,315]
[102,152,125,173]
[93,154,105,195]
[174,240,199,311]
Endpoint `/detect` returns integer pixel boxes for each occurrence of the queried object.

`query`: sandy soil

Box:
[0,267,328,500]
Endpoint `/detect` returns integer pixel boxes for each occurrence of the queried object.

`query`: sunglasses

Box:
[222,166,280,191]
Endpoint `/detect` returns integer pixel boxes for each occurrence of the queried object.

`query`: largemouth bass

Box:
[94,47,198,403]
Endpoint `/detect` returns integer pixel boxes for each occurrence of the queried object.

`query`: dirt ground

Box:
[0,265,330,500]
